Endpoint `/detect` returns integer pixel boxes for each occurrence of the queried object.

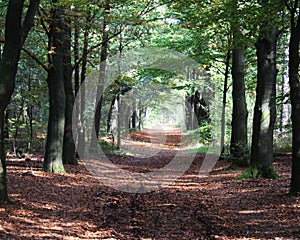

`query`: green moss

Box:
[236,163,279,180]
[52,165,66,173]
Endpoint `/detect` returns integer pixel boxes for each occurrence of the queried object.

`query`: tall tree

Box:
[230,16,248,166]
[43,1,66,172]
[0,0,39,203]
[249,25,280,178]
[90,1,110,149]
[221,50,231,153]
[236,0,282,179]
[62,13,77,165]
[74,11,91,157]
[286,0,300,195]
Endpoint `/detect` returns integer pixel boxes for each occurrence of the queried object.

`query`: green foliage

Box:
[236,164,279,180]
[274,138,292,154]
[186,145,209,154]
[198,123,212,144]
[184,122,212,145]
[98,140,123,155]
[129,128,138,133]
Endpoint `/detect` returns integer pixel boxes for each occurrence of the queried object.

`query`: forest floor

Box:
[0,126,300,239]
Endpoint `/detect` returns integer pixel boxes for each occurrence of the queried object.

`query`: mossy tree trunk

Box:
[0,0,39,203]
[248,27,279,179]
[43,2,66,173]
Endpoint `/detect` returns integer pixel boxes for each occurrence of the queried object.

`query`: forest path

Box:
[1,136,299,239]
[129,124,183,147]
[111,124,195,171]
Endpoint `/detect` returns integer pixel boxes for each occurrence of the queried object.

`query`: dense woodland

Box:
[0,0,299,238]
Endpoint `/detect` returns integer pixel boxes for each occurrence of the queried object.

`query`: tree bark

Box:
[62,14,77,165]
[249,27,279,178]
[0,0,39,203]
[107,95,116,133]
[221,50,230,153]
[73,17,80,147]
[76,14,91,157]
[90,2,110,149]
[230,48,248,166]
[288,0,300,195]
[43,2,66,173]
[0,108,9,203]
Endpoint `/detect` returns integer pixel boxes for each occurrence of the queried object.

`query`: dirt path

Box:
[0,127,299,239]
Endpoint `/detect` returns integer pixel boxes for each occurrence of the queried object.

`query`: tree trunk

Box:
[43,3,66,173]
[90,2,110,149]
[0,0,39,203]
[221,50,230,153]
[117,94,121,147]
[248,28,279,179]
[288,2,300,195]
[73,17,80,147]
[230,48,248,166]
[62,15,77,165]
[107,95,116,133]
[138,100,142,130]
[4,110,9,140]
[0,109,9,203]
[132,110,137,129]
[76,14,91,157]
[27,75,33,150]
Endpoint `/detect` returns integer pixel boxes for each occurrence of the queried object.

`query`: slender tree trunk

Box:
[288,1,300,195]
[0,109,9,203]
[248,27,279,179]
[73,17,80,146]
[74,17,80,98]
[27,75,33,150]
[132,110,137,129]
[43,3,66,173]
[107,95,116,133]
[221,50,230,153]
[194,91,200,124]
[4,110,9,140]
[230,47,248,166]
[187,94,196,130]
[117,93,121,147]
[62,15,77,165]
[90,2,110,149]
[77,14,91,156]
[0,0,39,203]
[138,100,142,130]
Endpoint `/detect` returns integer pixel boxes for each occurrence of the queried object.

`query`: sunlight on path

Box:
[121,124,184,158]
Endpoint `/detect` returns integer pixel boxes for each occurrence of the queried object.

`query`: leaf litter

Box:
[0,133,299,239]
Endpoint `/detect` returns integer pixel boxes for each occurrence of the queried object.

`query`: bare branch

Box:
[22,47,49,72]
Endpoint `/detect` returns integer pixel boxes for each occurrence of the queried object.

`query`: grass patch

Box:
[98,140,124,156]
[186,145,209,154]
[236,163,279,180]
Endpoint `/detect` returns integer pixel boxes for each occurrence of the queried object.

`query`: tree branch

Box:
[37,6,50,37]
[21,47,49,72]
[22,0,40,45]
